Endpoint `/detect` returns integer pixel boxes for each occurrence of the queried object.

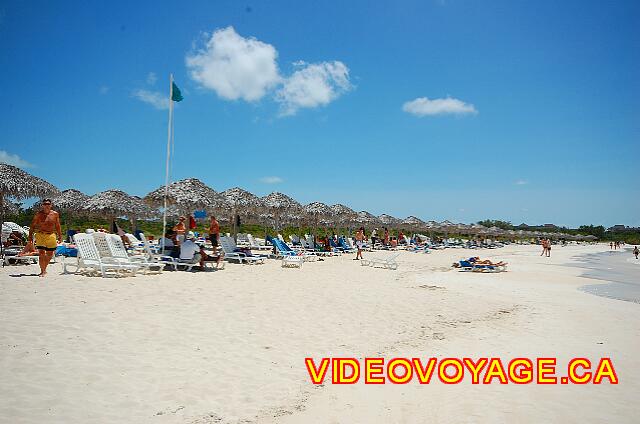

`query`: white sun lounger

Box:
[360,252,400,270]
[73,233,139,277]
[220,236,265,264]
[104,234,163,274]
[247,233,273,251]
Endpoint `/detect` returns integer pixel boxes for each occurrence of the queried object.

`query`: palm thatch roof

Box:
[355,211,379,226]
[221,187,262,214]
[0,163,59,200]
[378,214,401,226]
[1,199,19,215]
[262,192,301,210]
[401,216,425,227]
[33,189,90,213]
[145,178,228,214]
[304,201,332,216]
[84,190,155,218]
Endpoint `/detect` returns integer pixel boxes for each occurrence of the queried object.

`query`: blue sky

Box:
[1,0,638,227]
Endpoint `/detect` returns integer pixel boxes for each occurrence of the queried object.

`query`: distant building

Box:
[607,225,640,232]
[543,224,558,229]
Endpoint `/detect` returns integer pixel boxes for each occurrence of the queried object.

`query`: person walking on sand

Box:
[354,227,365,260]
[634,246,639,260]
[26,198,62,277]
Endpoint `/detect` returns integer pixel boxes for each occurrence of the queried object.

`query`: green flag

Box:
[171,82,183,102]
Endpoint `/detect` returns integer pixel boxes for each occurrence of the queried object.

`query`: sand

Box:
[1,244,638,423]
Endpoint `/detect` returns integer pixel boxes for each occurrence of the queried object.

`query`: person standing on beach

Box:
[354,227,365,260]
[634,246,639,259]
[546,238,551,257]
[26,198,62,277]
[540,239,547,256]
[208,215,220,248]
[173,216,187,243]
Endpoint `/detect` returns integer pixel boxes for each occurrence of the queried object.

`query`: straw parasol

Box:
[378,214,401,227]
[84,190,156,231]
[304,201,333,235]
[221,187,262,237]
[51,189,90,213]
[354,211,379,228]
[0,164,59,258]
[34,189,90,216]
[261,192,302,231]
[145,178,228,216]
[1,199,19,216]
[329,204,357,228]
[401,216,426,231]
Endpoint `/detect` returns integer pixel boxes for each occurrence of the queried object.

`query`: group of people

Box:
[540,238,552,257]
[158,215,223,269]
[609,241,623,250]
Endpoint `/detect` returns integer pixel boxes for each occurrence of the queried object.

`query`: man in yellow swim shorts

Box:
[27,199,62,277]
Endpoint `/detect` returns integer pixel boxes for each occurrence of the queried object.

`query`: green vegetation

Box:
[477,220,640,245]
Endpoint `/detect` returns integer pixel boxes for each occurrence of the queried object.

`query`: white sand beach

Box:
[1,243,639,423]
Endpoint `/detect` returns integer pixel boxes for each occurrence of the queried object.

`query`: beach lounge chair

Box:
[138,233,180,270]
[272,237,317,262]
[360,252,400,270]
[247,234,273,251]
[338,237,356,253]
[103,234,163,274]
[73,233,139,277]
[457,260,507,273]
[220,236,265,264]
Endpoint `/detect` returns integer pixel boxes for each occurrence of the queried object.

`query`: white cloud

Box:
[147,72,157,85]
[186,26,281,102]
[260,176,283,184]
[0,150,34,168]
[515,179,528,185]
[402,96,477,116]
[132,89,169,110]
[276,61,352,116]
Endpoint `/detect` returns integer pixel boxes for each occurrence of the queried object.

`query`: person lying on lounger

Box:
[452,257,508,268]
[467,257,508,266]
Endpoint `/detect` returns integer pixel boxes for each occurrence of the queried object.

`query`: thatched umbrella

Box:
[401,216,426,232]
[261,192,302,232]
[304,201,333,236]
[378,214,401,228]
[84,190,155,231]
[0,164,59,257]
[329,204,357,228]
[1,199,19,216]
[221,187,262,238]
[145,178,227,214]
[354,211,379,229]
[51,189,90,213]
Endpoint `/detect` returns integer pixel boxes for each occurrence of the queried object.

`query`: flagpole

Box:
[162,73,174,243]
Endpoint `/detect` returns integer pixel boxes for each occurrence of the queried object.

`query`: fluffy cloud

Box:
[276,61,352,116]
[0,150,34,168]
[185,27,352,115]
[260,176,283,184]
[132,89,169,110]
[186,26,281,102]
[402,96,477,116]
